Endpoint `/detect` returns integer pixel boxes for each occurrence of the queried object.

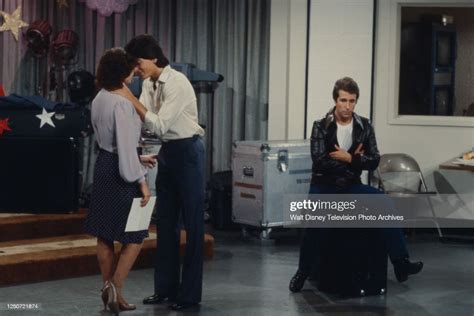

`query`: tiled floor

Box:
[0,231,472,316]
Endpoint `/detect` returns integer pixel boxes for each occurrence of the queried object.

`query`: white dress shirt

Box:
[139,65,205,141]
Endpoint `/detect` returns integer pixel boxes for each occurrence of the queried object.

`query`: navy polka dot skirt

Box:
[85,149,149,244]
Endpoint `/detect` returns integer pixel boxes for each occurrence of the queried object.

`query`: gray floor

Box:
[0,231,473,316]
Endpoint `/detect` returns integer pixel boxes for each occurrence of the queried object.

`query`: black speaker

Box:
[0,137,80,213]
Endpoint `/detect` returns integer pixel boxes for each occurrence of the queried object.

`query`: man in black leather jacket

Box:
[310,105,379,189]
[289,77,423,292]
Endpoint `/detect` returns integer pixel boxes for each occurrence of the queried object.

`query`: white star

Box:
[36,108,56,128]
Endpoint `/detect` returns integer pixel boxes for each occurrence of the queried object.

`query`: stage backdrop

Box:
[0,0,270,172]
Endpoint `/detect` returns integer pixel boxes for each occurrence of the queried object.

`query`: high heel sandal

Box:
[115,286,136,311]
[118,299,136,311]
[106,281,120,315]
[101,281,110,311]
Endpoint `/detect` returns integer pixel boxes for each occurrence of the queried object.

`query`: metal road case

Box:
[232,140,312,236]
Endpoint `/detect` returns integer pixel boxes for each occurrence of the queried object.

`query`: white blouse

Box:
[91,89,146,183]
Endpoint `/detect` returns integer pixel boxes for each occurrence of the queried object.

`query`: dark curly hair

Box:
[332,77,360,102]
[125,34,169,67]
[96,48,137,90]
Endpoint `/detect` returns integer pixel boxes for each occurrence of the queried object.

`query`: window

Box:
[399,7,474,117]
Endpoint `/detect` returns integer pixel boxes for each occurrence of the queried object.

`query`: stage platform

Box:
[0,211,214,286]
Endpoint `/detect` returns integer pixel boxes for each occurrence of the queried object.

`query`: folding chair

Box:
[375,153,443,239]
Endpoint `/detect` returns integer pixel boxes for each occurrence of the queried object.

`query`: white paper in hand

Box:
[125,197,156,232]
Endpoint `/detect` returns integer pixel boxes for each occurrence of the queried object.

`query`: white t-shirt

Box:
[336,120,353,151]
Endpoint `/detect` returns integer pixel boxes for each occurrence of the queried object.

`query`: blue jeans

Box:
[298,183,409,275]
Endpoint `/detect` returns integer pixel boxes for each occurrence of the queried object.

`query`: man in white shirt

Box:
[118,35,205,311]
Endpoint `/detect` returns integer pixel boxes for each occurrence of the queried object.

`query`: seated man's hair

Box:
[332,77,360,101]
[96,48,136,90]
[125,34,169,67]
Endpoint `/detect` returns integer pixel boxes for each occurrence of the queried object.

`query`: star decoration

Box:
[36,108,56,128]
[0,118,12,136]
[56,0,69,9]
[0,5,29,41]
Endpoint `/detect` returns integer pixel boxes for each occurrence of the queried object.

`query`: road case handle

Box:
[243,166,254,177]
[278,149,288,172]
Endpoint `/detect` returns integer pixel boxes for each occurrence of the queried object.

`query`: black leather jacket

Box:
[310,108,380,188]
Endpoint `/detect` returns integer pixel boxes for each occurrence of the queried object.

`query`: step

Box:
[0,211,88,242]
[0,230,214,286]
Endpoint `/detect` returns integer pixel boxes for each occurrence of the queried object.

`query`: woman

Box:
[84,48,155,315]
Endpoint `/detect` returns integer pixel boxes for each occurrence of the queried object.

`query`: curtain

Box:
[0,0,269,175]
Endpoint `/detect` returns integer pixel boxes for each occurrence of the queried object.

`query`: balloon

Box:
[78,0,138,17]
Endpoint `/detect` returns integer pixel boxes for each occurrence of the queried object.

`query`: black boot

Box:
[393,257,423,282]
[289,270,308,292]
